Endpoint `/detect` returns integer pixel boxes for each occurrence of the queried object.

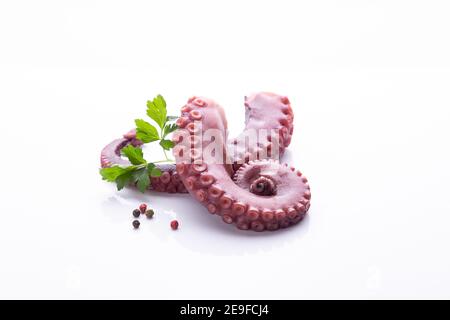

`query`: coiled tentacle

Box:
[173,97,310,231]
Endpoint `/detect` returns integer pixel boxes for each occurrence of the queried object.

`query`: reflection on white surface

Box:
[101,190,310,256]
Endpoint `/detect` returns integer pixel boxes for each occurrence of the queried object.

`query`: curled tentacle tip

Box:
[281,96,290,105]
[249,176,277,196]
[232,159,310,229]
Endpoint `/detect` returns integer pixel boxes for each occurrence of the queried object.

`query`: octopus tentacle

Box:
[174,97,310,231]
[230,92,294,171]
[100,129,143,168]
[100,131,187,193]
[100,92,294,194]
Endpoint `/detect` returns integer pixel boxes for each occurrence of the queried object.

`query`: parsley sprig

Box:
[100,95,178,192]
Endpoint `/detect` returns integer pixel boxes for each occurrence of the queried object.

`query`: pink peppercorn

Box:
[139,203,147,213]
[170,220,179,230]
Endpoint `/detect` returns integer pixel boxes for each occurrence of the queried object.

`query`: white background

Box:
[0,0,449,299]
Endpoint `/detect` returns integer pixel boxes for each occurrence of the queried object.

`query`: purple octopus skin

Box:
[173,96,311,232]
[100,92,295,194]
[227,92,294,172]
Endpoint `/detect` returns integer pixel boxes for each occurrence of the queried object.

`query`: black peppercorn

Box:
[132,220,140,229]
[132,209,141,218]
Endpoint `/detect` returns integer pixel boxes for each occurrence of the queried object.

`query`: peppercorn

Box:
[132,209,141,218]
[132,220,140,229]
[145,209,155,219]
[139,203,147,213]
[170,220,179,230]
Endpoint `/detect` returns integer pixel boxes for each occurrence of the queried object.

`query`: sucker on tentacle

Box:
[173,97,311,232]
[100,92,295,194]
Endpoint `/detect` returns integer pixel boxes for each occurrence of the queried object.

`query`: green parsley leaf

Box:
[162,123,178,138]
[146,163,162,177]
[100,94,179,192]
[146,95,167,129]
[100,165,137,190]
[159,139,174,151]
[100,166,128,182]
[133,167,150,193]
[121,144,146,165]
[135,119,160,143]
[116,170,134,190]
[150,167,162,177]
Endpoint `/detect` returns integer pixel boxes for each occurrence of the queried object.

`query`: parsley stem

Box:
[153,159,174,164]
[130,159,174,171]
[163,148,170,161]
